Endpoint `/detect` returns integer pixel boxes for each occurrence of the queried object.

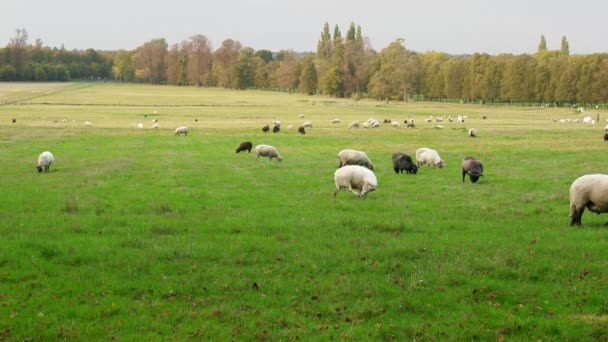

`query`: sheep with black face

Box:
[392,153,418,174]
[461,157,484,183]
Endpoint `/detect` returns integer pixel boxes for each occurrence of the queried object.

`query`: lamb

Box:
[174,126,189,136]
[36,151,54,173]
[338,149,374,170]
[236,141,253,153]
[262,125,270,133]
[469,128,477,137]
[333,165,378,199]
[392,153,418,174]
[300,121,313,128]
[255,144,282,162]
[84,121,92,127]
[461,157,484,183]
[272,125,280,133]
[298,126,306,134]
[347,121,360,129]
[569,174,608,226]
[415,147,444,168]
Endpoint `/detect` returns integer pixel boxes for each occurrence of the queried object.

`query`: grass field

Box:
[1,82,607,340]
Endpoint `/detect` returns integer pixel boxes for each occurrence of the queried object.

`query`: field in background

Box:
[0,83,607,340]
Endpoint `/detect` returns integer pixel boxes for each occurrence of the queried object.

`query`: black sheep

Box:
[262,125,270,133]
[462,157,484,183]
[236,141,253,153]
[392,152,418,174]
[272,125,280,133]
[298,126,306,135]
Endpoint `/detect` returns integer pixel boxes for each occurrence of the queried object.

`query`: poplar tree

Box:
[561,36,570,55]
[538,35,548,52]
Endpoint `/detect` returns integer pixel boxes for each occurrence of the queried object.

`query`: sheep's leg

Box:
[462,170,466,182]
[570,206,584,226]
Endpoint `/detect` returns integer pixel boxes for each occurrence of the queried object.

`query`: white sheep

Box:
[391,121,400,128]
[254,144,282,162]
[137,123,143,129]
[570,174,608,226]
[362,122,370,128]
[334,165,378,198]
[416,147,444,168]
[469,128,477,137]
[153,123,160,129]
[347,121,360,129]
[300,121,313,128]
[338,149,374,170]
[84,121,92,127]
[36,151,54,173]
[174,126,188,136]
[273,120,281,127]
[299,114,305,118]
[331,118,341,124]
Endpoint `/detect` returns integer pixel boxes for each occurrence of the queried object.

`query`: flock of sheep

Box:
[31,110,608,227]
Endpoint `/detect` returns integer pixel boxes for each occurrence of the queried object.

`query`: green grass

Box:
[1,83,607,340]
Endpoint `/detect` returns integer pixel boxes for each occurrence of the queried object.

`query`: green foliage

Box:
[299,56,317,95]
[320,66,343,97]
[538,35,548,52]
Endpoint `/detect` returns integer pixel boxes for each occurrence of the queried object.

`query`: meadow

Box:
[0,82,607,340]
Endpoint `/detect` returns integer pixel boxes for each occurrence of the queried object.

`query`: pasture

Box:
[0,82,607,340]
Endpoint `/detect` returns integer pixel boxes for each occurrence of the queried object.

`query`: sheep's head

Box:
[36,165,43,173]
[408,165,418,174]
[437,160,444,168]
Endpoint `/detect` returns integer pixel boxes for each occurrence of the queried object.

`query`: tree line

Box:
[1,27,607,105]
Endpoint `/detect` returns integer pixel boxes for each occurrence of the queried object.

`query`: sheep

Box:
[391,121,400,128]
[36,151,54,173]
[415,147,444,168]
[331,118,341,124]
[363,122,370,129]
[392,153,418,174]
[371,120,380,128]
[583,116,592,124]
[174,126,189,136]
[287,125,293,129]
[255,144,282,162]
[12,118,16,123]
[334,165,378,199]
[604,133,608,141]
[152,119,158,123]
[236,141,253,153]
[604,124,608,131]
[299,114,305,118]
[347,121,360,129]
[84,121,92,127]
[300,121,313,128]
[298,126,306,134]
[569,174,608,226]
[405,119,415,128]
[338,149,374,170]
[262,125,270,133]
[461,157,484,183]
[153,123,159,129]
[469,128,477,137]
[273,120,281,127]
[383,119,392,124]
[137,123,144,129]
[272,125,280,133]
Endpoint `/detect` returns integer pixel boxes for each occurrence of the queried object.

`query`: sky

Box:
[2,0,607,55]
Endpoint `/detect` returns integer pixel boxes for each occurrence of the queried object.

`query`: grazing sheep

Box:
[383,119,392,124]
[300,121,313,128]
[334,165,378,198]
[273,120,281,127]
[415,147,444,168]
[12,118,16,124]
[153,123,159,129]
[36,151,54,173]
[298,126,306,134]
[392,153,418,174]
[461,157,484,183]
[331,118,341,124]
[255,144,282,162]
[153,119,158,123]
[347,121,360,129]
[84,121,92,127]
[287,125,293,129]
[371,120,380,128]
[137,123,144,129]
[363,122,370,129]
[391,121,400,128]
[299,114,305,118]
[604,133,608,141]
[338,149,374,170]
[195,118,198,122]
[469,128,477,137]
[174,126,189,136]
[236,141,253,153]
[272,125,280,133]
[262,125,270,133]
[569,174,608,226]
[405,119,415,128]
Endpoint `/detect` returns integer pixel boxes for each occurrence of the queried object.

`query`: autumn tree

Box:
[299,54,317,95]
[276,50,298,92]
[8,28,28,79]
[112,50,135,82]
[368,39,419,101]
[213,39,241,88]
[135,38,168,83]
[187,35,212,87]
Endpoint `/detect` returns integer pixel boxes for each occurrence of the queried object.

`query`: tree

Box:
[538,35,548,52]
[213,39,241,88]
[233,47,255,89]
[299,55,317,95]
[112,50,135,82]
[368,39,418,101]
[8,28,28,79]
[320,66,343,96]
[187,35,212,87]
[135,38,168,83]
[561,35,570,55]
[276,50,298,92]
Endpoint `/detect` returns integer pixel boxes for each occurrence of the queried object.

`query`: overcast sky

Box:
[2,0,606,55]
